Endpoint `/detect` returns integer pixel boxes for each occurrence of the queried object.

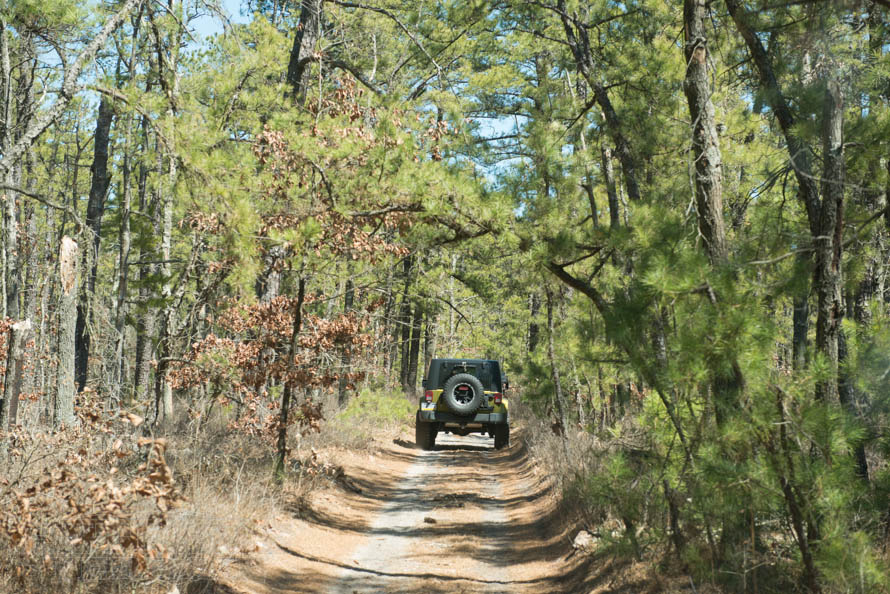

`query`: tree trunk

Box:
[0,318,31,432]
[275,277,305,480]
[555,2,641,202]
[54,237,78,428]
[256,245,284,302]
[570,76,598,228]
[149,1,182,425]
[602,145,620,230]
[133,134,155,404]
[546,287,569,442]
[0,18,23,324]
[151,136,172,422]
[448,254,456,348]
[792,295,809,370]
[337,275,354,407]
[37,220,53,423]
[422,314,436,380]
[725,0,820,233]
[813,80,844,402]
[770,389,822,593]
[684,0,746,424]
[75,95,114,392]
[20,200,37,405]
[286,0,323,104]
[572,358,586,428]
[528,293,540,353]
[113,116,134,403]
[2,168,19,320]
[381,264,395,381]
[838,328,868,480]
[725,0,825,386]
[398,257,413,391]
[406,304,423,398]
[683,0,728,264]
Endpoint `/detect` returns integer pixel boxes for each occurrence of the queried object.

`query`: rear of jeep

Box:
[415,358,510,450]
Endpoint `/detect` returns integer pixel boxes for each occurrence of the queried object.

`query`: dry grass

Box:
[0,387,400,594]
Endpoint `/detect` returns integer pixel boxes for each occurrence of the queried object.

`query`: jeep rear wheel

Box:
[441,373,484,415]
[415,415,436,450]
[494,424,509,450]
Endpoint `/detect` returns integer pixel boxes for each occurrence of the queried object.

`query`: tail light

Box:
[493,392,502,404]
[424,390,434,403]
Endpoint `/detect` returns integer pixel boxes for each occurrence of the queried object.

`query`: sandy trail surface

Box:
[222,431,598,593]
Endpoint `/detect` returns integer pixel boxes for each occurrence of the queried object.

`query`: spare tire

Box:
[441,373,484,415]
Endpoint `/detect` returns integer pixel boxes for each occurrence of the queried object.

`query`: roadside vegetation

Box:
[0,0,889,592]
[0,384,416,593]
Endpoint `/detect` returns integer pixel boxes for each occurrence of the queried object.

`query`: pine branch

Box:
[545,261,609,314]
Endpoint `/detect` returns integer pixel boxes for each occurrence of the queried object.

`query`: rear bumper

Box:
[418,410,508,425]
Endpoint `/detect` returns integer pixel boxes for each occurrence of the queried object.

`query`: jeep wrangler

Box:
[415,358,510,450]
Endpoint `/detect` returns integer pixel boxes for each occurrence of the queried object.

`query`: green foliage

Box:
[338,388,414,425]
[7,0,890,590]
[3,0,86,29]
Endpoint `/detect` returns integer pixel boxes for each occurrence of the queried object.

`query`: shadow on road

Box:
[253,429,650,593]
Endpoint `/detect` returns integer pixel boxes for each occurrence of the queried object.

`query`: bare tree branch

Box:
[331,1,443,83]
[0,183,83,230]
[89,84,174,151]
[0,0,145,174]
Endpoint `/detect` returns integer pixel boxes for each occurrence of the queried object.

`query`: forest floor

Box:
[215,429,690,593]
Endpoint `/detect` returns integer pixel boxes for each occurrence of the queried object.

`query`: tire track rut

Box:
[335,433,511,593]
[224,431,588,593]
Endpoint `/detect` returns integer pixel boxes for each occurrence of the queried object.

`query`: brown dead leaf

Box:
[124,413,144,427]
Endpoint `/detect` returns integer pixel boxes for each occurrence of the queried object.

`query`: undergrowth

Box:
[0,385,404,594]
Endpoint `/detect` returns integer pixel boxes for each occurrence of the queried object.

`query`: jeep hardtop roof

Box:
[424,358,503,393]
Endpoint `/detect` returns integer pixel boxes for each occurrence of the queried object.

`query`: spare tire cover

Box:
[442,373,484,415]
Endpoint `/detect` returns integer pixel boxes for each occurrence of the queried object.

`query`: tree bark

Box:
[256,245,284,302]
[422,315,436,380]
[683,0,728,264]
[20,200,37,404]
[133,129,155,404]
[528,293,540,353]
[54,237,79,428]
[75,95,114,392]
[381,264,395,381]
[602,145,620,230]
[113,116,134,403]
[838,328,868,480]
[398,257,413,391]
[275,277,305,480]
[546,287,569,442]
[570,76,598,228]
[286,0,324,104]
[813,80,844,402]
[337,274,354,407]
[1,18,18,322]
[151,7,181,424]
[681,3,745,421]
[725,0,824,383]
[406,303,423,398]
[0,319,31,431]
[792,296,809,370]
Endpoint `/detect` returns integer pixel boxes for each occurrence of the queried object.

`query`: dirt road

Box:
[222,431,602,593]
